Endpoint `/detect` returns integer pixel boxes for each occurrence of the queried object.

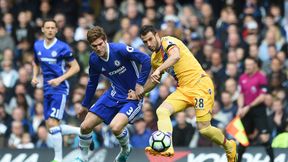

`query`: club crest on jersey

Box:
[114,60,121,67]
[51,51,57,57]
[126,46,134,52]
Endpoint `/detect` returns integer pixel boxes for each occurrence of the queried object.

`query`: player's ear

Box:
[41,27,44,33]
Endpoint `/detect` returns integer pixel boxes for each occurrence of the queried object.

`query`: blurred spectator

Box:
[124,0,143,26]
[63,25,76,50]
[113,17,131,43]
[268,99,288,137]
[210,51,226,93]
[0,59,18,88]
[130,118,152,148]
[76,40,90,71]
[15,67,34,96]
[267,58,287,91]
[54,13,66,40]
[225,78,240,103]
[172,112,195,147]
[35,125,49,148]
[160,15,182,39]
[0,24,15,53]
[8,84,33,114]
[98,7,120,41]
[2,12,14,34]
[31,102,44,134]
[17,132,34,149]
[145,8,161,29]
[128,24,143,48]
[202,25,222,49]
[259,29,283,62]
[12,11,35,46]
[8,121,23,148]
[55,0,79,26]
[143,109,157,131]
[74,17,88,41]
[213,91,237,130]
[0,104,12,139]
[154,84,170,108]
[200,3,215,27]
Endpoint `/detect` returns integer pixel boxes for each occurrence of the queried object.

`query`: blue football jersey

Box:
[82,43,151,108]
[33,38,75,95]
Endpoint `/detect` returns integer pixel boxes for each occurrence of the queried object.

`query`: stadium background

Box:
[0,0,288,161]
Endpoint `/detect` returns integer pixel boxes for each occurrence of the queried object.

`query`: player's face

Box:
[141,32,159,52]
[42,21,57,40]
[90,38,107,57]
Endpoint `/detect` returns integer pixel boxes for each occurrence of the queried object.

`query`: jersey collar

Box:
[44,38,57,49]
[100,42,110,62]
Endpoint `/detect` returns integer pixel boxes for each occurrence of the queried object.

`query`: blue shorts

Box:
[89,93,143,125]
[43,94,67,120]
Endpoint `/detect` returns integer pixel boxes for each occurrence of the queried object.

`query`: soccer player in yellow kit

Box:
[128,25,237,162]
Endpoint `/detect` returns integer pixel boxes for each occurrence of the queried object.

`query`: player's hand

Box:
[47,78,63,87]
[127,89,137,100]
[31,77,39,87]
[135,84,144,99]
[151,69,161,83]
[77,106,88,120]
[237,105,250,118]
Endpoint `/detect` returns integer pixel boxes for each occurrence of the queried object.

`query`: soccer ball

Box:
[149,130,171,152]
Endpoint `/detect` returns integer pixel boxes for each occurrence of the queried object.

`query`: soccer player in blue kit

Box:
[75,26,151,162]
[32,19,81,162]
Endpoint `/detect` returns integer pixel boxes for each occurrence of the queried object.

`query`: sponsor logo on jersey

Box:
[108,66,127,75]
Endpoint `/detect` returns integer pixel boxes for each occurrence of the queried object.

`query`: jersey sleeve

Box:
[119,44,151,86]
[259,73,268,94]
[161,37,177,55]
[33,42,39,65]
[62,44,75,62]
[81,56,100,108]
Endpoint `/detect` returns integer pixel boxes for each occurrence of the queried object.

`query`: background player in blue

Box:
[75,26,151,162]
[32,19,81,162]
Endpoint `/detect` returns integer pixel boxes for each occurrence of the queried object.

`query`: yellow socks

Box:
[156,107,172,135]
[199,125,232,152]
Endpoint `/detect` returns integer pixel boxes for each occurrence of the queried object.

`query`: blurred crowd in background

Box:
[0,0,288,150]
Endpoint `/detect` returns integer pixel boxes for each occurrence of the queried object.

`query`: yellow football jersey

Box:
[151,36,206,87]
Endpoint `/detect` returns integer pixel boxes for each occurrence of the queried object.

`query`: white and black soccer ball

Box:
[149,130,171,152]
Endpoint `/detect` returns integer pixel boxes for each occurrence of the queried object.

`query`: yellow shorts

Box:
[164,76,214,122]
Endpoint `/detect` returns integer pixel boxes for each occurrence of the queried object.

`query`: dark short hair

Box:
[139,25,157,36]
[246,56,261,67]
[42,19,57,27]
[87,26,107,44]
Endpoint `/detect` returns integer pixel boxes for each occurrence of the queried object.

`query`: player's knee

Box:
[46,118,59,129]
[156,107,171,119]
[80,123,93,134]
[198,123,212,136]
[109,123,123,135]
[197,121,210,131]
